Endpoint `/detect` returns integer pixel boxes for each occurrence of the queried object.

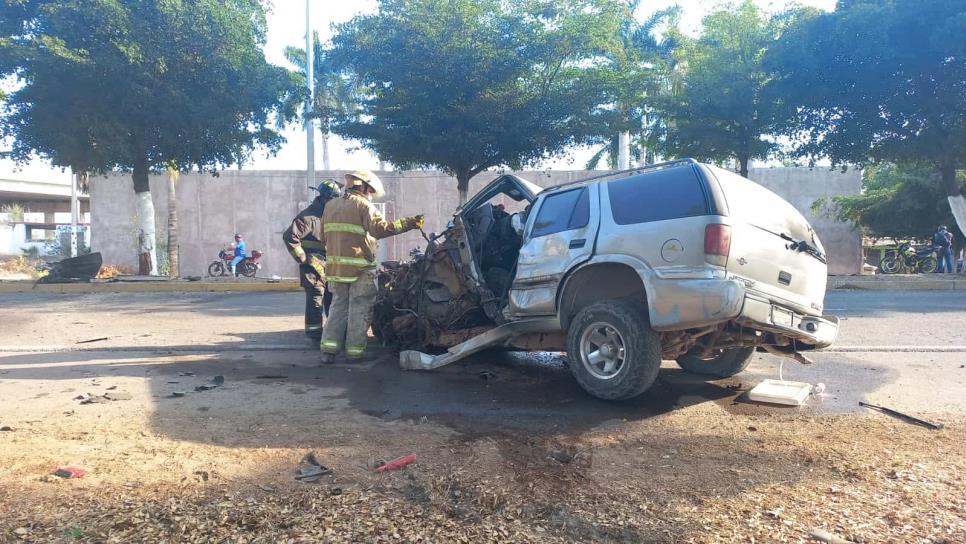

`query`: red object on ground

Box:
[376,453,416,472]
[53,466,86,479]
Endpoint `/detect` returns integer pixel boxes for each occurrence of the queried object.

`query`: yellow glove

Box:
[412,215,425,229]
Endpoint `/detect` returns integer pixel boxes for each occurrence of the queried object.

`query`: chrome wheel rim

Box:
[579,322,626,380]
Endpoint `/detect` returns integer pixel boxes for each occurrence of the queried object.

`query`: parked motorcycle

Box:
[207,248,263,278]
[879,242,937,274]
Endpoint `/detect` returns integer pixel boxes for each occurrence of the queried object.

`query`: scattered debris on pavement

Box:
[859,401,944,430]
[192,376,226,393]
[748,379,813,406]
[76,337,108,344]
[53,466,86,479]
[77,390,132,404]
[381,408,402,421]
[295,451,332,482]
[0,425,13,432]
[376,453,417,472]
[255,375,288,379]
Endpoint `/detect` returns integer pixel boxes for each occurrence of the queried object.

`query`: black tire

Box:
[208,261,224,277]
[566,299,662,401]
[676,346,755,378]
[917,256,938,274]
[239,261,257,278]
[879,256,901,274]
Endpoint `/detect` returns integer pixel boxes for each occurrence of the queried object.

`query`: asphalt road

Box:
[1,289,964,432]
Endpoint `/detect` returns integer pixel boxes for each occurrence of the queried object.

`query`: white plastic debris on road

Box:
[748,379,813,406]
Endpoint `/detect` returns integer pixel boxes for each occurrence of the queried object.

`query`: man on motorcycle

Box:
[283,179,343,340]
[230,234,246,276]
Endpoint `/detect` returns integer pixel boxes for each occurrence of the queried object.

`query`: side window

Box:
[530,188,590,238]
[608,166,709,225]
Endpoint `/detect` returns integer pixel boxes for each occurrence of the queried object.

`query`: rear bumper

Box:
[736,292,839,349]
[648,278,746,330]
[646,278,838,349]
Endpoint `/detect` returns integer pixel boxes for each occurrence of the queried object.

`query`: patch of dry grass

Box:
[1,413,963,543]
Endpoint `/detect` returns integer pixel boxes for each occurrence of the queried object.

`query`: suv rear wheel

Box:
[566,299,662,400]
[676,347,754,378]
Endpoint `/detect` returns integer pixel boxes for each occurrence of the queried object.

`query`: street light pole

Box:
[305,0,315,188]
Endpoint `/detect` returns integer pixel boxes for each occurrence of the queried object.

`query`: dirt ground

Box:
[1,291,965,543]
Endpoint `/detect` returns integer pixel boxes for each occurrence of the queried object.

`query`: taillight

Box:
[704,224,732,267]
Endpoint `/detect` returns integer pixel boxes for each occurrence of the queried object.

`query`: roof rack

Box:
[547,158,699,192]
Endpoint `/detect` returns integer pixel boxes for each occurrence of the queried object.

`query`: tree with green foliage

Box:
[815,164,965,245]
[650,1,804,177]
[285,34,361,172]
[1,0,294,274]
[768,0,966,239]
[330,0,624,204]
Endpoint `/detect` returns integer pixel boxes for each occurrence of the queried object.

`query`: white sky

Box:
[1,0,836,182]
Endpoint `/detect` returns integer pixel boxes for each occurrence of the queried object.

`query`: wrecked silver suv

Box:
[373,159,839,400]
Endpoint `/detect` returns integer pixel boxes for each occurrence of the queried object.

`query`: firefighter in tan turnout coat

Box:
[319,171,423,363]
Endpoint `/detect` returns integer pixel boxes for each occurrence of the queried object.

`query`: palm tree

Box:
[588,4,680,170]
[285,33,361,171]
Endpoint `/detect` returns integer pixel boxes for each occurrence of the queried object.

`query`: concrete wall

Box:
[90,166,861,277]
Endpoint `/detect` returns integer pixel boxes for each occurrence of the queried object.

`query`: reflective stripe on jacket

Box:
[321,192,413,282]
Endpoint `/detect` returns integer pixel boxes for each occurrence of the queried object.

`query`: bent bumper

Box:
[648,278,746,330]
[736,293,839,349]
[647,278,839,349]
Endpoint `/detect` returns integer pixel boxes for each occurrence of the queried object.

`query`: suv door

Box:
[509,185,599,316]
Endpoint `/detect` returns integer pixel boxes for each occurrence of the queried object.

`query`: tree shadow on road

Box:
[0,338,899,447]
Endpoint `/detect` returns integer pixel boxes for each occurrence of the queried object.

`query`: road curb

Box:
[828,275,964,290]
[0,280,301,294]
[822,346,966,353]
[0,344,314,353]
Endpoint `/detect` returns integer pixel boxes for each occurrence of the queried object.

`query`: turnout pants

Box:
[299,265,330,338]
[320,269,378,358]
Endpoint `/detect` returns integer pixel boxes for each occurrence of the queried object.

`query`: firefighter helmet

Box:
[311,179,342,200]
[344,170,385,199]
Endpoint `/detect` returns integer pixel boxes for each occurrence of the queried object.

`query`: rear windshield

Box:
[607,166,709,225]
[707,166,814,243]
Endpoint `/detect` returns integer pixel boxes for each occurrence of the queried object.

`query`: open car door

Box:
[455,175,542,289]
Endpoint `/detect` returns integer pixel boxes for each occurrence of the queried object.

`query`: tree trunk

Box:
[166,167,179,278]
[618,131,631,170]
[321,132,331,171]
[133,157,157,276]
[456,170,471,207]
[738,156,749,178]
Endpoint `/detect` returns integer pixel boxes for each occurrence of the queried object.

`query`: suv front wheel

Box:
[566,299,662,400]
